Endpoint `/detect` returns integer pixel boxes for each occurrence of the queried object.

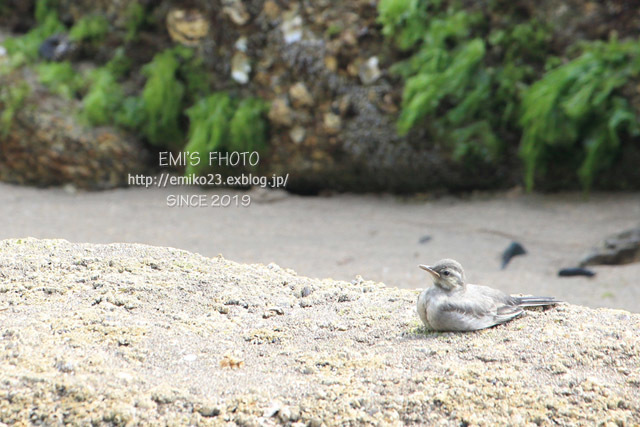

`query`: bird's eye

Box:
[443,270,450,276]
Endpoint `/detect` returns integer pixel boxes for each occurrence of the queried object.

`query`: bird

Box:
[417,259,560,332]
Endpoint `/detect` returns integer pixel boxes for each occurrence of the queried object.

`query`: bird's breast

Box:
[417,290,430,327]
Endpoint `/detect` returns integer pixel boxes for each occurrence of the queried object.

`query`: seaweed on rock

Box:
[36,61,80,99]
[81,68,124,126]
[184,93,269,176]
[0,82,30,136]
[137,48,186,148]
[520,39,640,191]
[379,0,551,166]
[69,14,109,43]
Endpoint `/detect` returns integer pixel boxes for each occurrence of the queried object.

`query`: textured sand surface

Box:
[1,183,639,312]
[0,238,639,425]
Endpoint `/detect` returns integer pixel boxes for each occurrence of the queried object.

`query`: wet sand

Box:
[2,182,639,312]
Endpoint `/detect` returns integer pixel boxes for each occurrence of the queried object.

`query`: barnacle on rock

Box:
[166,9,209,47]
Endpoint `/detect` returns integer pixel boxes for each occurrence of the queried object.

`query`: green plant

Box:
[175,46,210,101]
[184,93,269,175]
[230,97,269,152]
[389,7,504,162]
[184,93,234,175]
[74,48,131,126]
[489,20,552,126]
[2,2,64,66]
[379,0,553,167]
[105,46,132,78]
[81,68,124,125]
[396,33,485,132]
[137,48,186,147]
[0,82,30,136]
[36,61,80,98]
[377,0,433,50]
[69,14,109,43]
[124,2,146,42]
[325,23,343,38]
[34,0,59,24]
[114,96,145,130]
[114,46,209,147]
[520,39,640,191]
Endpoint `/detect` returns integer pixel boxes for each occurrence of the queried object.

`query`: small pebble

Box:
[54,359,75,373]
[299,299,313,308]
[263,307,284,318]
[263,401,282,417]
[418,235,432,244]
[183,354,197,362]
[197,405,221,417]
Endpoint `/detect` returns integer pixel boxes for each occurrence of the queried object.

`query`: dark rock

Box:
[0,0,35,31]
[0,70,150,190]
[501,241,526,270]
[3,0,640,192]
[579,228,640,266]
[530,0,640,51]
[558,267,596,278]
[38,34,75,61]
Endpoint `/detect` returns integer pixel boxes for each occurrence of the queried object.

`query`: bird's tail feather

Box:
[516,296,561,307]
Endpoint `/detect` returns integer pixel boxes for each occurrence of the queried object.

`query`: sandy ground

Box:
[1,239,638,425]
[1,182,639,312]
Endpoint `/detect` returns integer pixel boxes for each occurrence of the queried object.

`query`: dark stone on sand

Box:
[558,267,596,277]
[579,228,640,266]
[418,235,432,244]
[501,241,527,270]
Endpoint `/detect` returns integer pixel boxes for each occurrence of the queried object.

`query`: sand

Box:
[1,182,639,312]
[0,238,638,425]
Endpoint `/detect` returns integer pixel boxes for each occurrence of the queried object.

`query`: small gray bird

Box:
[417,259,559,332]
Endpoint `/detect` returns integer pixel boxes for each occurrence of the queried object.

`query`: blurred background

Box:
[0,0,638,312]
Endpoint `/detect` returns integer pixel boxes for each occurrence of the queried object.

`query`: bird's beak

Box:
[419,264,440,277]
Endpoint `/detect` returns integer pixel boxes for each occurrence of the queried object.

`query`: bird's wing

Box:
[432,304,504,331]
[472,284,525,325]
[431,285,523,331]
[493,303,525,324]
